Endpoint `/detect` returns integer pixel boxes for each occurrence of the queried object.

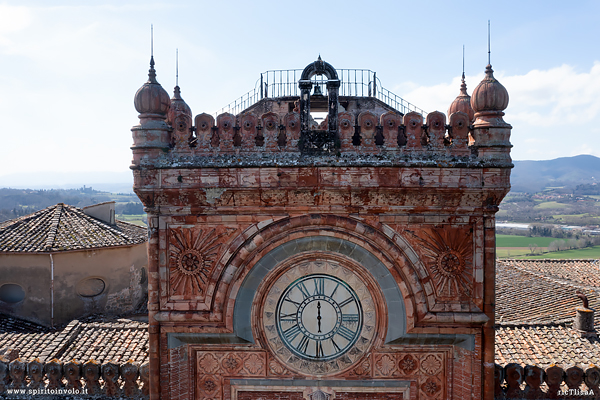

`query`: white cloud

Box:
[0,4,31,33]
[0,3,32,45]
[503,63,600,126]
[396,63,600,160]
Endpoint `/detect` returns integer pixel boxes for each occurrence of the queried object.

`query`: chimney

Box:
[83,201,116,225]
[574,291,596,338]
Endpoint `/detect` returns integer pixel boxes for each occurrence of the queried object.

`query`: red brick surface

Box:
[133,72,511,399]
[238,392,304,400]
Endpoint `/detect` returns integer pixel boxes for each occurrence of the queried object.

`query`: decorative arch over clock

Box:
[212,214,429,335]
[233,237,395,345]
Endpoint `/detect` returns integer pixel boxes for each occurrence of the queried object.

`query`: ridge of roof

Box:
[44,203,62,251]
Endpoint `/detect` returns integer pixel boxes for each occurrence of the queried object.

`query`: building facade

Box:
[0,202,148,327]
[132,58,511,399]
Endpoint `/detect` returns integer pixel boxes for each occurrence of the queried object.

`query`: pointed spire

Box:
[460,45,468,96]
[488,20,491,66]
[448,46,474,121]
[134,24,170,118]
[459,74,468,96]
[172,48,183,100]
[317,54,322,62]
[148,56,157,83]
[147,25,157,83]
[169,46,191,122]
[462,44,465,77]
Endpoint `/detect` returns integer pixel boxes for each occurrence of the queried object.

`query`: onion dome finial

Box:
[168,84,192,124]
[134,57,171,118]
[470,64,509,114]
[448,72,475,122]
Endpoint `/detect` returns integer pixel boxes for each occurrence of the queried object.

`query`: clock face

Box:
[276,274,362,361]
[260,260,378,376]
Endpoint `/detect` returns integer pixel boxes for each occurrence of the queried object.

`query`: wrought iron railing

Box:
[214,69,427,117]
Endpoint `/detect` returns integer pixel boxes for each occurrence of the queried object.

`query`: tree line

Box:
[0,188,143,223]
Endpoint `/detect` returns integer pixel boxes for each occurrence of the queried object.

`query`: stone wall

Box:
[495,363,600,399]
[0,356,149,399]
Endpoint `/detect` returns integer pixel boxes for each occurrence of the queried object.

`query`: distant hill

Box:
[0,171,133,193]
[511,154,600,193]
[0,187,142,223]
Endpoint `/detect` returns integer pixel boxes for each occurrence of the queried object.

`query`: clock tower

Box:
[132,58,511,399]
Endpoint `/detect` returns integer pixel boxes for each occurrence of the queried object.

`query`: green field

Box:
[533,201,568,210]
[496,234,556,247]
[496,248,532,258]
[518,246,600,259]
[116,214,147,227]
[496,233,600,259]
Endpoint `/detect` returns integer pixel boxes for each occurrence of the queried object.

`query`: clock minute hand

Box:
[317,301,322,333]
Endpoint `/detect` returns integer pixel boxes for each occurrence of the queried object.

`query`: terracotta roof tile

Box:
[495,325,600,367]
[0,203,147,253]
[0,314,147,364]
[496,259,600,326]
[495,259,600,367]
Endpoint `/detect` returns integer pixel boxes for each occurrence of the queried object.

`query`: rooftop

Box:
[495,259,600,367]
[0,314,148,365]
[0,203,147,253]
[496,259,600,326]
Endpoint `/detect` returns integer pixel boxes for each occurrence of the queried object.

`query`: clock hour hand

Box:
[317,301,322,333]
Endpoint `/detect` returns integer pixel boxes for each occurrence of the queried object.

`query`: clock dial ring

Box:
[259,258,380,377]
[275,274,363,361]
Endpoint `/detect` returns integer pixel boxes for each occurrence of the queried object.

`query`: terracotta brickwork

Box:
[132,58,511,399]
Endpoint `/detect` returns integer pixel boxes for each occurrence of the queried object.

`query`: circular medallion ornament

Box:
[260,259,378,376]
[437,250,465,277]
[177,249,204,275]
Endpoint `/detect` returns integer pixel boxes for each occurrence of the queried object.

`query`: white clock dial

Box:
[276,274,362,361]
[260,259,378,376]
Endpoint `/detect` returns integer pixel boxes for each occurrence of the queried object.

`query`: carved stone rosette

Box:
[406,226,474,301]
[168,227,236,299]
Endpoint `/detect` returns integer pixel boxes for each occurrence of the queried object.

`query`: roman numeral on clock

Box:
[337,325,355,341]
[316,340,324,358]
[284,295,300,307]
[338,297,355,308]
[283,324,301,342]
[297,335,310,353]
[313,277,325,295]
[331,337,341,352]
[297,282,311,299]
[342,314,359,323]
[279,312,296,322]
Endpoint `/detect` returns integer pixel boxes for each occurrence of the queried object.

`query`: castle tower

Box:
[132,57,511,400]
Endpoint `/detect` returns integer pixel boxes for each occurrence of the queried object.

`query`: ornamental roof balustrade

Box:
[132,57,512,167]
[214,68,427,118]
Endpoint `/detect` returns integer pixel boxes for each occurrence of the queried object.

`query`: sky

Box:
[0,0,599,188]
